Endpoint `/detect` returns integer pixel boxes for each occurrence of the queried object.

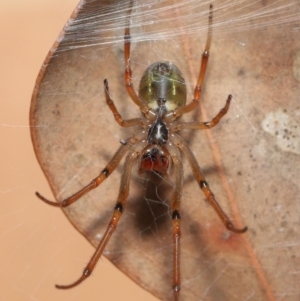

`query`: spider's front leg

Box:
[55,139,147,289]
[35,78,144,208]
[164,142,184,301]
[35,135,137,207]
[173,134,247,234]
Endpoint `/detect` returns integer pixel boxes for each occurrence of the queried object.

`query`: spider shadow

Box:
[129,171,173,238]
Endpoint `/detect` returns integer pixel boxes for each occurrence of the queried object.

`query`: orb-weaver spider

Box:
[36,3,247,301]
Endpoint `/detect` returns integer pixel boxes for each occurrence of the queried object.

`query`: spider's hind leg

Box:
[170,4,214,120]
[104,79,144,128]
[123,0,151,118]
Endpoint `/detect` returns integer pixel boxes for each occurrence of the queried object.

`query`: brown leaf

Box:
[30,0,300,300]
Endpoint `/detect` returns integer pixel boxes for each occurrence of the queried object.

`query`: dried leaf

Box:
[30,0,300,300]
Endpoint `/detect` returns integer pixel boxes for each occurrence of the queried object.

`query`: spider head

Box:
[139,146,169,177]
[138,61,187,112]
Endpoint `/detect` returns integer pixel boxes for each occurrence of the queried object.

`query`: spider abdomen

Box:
[138,61,187,111]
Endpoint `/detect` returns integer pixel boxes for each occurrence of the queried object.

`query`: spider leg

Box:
[164,142,183,301]
[35,136,138,207]
[55,139,146,289]
[104,79,146,128]
[170,4,213,120]
[172,134,247,233]
[123,2,156,119]
[172,95,231,132]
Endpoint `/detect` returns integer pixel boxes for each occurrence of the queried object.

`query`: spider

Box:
[36,3,247,301]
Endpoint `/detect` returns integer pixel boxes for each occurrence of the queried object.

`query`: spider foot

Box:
[35,192,65,207]
[226,221,248,234]
[55,270,90,289]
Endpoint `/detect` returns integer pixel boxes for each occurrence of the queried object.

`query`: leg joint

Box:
[199,180,208,189]
[172,210,181,220]
[83,268,91,277]
[102,168,109,178]
[114,202,123,213]
[173,284,181,292]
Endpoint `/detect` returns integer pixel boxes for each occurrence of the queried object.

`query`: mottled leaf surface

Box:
[30,0,300,300]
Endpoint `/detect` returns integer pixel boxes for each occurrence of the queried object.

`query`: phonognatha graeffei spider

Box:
[36,3,247,301]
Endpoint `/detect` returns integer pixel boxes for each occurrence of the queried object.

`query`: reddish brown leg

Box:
[36,136,137,207]
[104,79,144,128]
[124,26,141,108]
[55,140,146,289]
[172,95,231,132]
[172,134,247,233]
[165,143,184,301]
[123,2,155,119]
[166,4,213,122]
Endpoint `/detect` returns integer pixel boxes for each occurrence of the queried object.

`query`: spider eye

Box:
[138,61,187,111]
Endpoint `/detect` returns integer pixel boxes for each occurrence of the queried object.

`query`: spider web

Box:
[2,0,300,301]
[30,0,300,300]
